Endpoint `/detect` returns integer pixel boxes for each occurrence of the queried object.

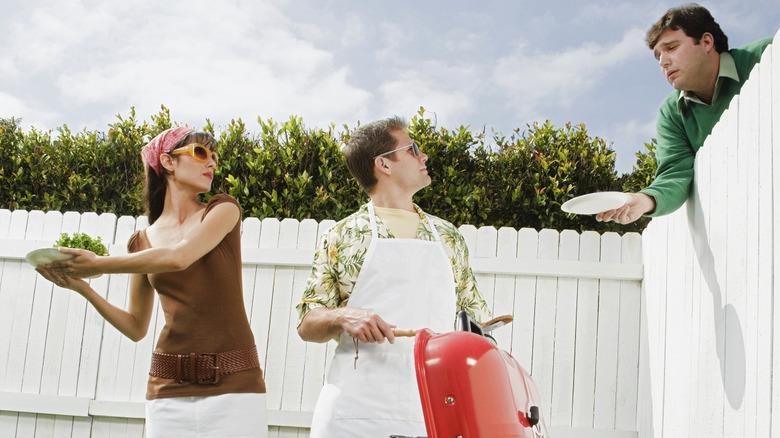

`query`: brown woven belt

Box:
[149,346,260,385]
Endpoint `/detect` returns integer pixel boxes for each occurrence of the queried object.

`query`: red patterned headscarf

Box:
[141,127,193,176]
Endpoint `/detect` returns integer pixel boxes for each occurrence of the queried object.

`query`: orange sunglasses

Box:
[170,143,218,163]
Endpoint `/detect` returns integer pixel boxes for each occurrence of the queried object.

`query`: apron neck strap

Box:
[367,201,379,240]
[367,201,441,242]
[425,214,442,242]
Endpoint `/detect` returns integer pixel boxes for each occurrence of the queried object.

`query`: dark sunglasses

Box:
[374,142,421,159]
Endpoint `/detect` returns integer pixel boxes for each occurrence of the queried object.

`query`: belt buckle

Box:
[174,354,186,384]
[197,353,221,384]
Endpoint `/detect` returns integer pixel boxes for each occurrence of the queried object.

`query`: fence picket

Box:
[2,211,42,438]
[512,228,538,370]
[616,233,641,430]
[0,210,30,393]
[533,229,559,423]
[594,232,621,430]
[660,207,689,436]
[551,230,579,425]
[756,48,774,438]
[475,226,498,312]
[241,217,263,318]
[493,227,518,350]
[0,210,11,238]
[771,32,780,436]
[740,65,761,438]
[251,218,281,374]
[266,219,299,438]
[723,97,747,438]
[637,219,662,438]
[5,211,45,393]
[572,231,599,428]
[279,219,317,438]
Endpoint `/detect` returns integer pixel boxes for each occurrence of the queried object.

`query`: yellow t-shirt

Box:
[373,206,421,239]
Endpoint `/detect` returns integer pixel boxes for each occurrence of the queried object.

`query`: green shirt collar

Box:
[677,51,739,111]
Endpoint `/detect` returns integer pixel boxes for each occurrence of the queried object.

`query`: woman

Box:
[37,127,267,437]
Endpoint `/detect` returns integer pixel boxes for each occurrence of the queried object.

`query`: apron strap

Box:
[425,214,442,242]
[367,201,379,240]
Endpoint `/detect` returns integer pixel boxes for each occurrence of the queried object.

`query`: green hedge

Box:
[0,106,656,233]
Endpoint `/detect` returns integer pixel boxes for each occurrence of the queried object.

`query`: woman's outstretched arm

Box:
[50,202,240,277]
[37,268,155,342]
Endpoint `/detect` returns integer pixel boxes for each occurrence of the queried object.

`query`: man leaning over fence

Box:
[596,3,773,224]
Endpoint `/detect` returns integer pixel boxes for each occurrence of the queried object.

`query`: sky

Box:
[1,0,778,173]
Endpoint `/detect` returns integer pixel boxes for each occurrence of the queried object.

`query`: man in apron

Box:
[296,116,491,437]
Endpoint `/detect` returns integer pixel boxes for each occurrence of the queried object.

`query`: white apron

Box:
[310,202,457,438]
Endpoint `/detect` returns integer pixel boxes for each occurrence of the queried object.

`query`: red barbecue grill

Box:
[392,312,549,438]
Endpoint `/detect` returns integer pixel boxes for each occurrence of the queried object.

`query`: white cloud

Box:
[601,117,657,173]
[443,31,483,53]
[0,0,372,130]
[709,2,774,43]
[370,20,483,126]
[579,3,660,25]
[4,2,106,73]
[0,92,60,129]
[493,28,646,120]
[339,15,366,48]
[375,21,410,63]
[0,57,18,79]
[379,74,472,127]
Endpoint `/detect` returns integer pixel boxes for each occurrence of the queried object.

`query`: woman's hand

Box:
[36,267,89,293]
[46,247,102,278]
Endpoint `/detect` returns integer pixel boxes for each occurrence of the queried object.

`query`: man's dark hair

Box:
[343,117,406,193]
[646,4,729,53]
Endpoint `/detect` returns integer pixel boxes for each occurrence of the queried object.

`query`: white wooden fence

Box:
[639,31,779,437]
[0,210,643,438]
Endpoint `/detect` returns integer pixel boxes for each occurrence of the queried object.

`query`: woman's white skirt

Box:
[145,393,267,438]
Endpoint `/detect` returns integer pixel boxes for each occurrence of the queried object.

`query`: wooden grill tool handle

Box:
[392,328,417,337]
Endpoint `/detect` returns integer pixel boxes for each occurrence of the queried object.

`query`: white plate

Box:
[26,248,102,279]
[561,192,629,215]
[25,248,74,267]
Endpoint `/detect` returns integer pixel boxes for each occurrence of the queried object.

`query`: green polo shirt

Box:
[640,37,772,216]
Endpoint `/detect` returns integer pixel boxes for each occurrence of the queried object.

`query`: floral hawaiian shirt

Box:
[297,203,491,324]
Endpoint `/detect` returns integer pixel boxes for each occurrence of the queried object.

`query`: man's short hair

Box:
[343,116,406,193]
[646,3,729,53]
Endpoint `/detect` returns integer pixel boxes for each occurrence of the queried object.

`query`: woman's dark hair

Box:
[143,131,217,224]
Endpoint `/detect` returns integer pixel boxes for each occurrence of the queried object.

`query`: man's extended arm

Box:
[640,101,696,216]
[597,101,693,224]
